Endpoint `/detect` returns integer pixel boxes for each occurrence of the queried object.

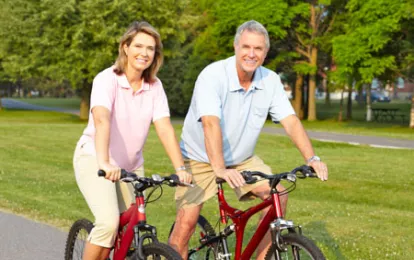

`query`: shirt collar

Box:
[227,56,264,92]
[117,74,150,91]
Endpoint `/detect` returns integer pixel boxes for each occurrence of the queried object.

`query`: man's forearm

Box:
[202,117,226,172]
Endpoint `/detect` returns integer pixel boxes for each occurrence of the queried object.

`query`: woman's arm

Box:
[153,117,192,184]
[92,106,121,181]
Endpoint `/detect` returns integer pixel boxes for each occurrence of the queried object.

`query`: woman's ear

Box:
[123,44,128,56]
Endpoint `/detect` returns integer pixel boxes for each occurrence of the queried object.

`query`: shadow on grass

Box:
[305,221,346,260]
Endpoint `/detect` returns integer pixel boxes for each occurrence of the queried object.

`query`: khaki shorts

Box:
[73,140,144,247]
[175,155,272,209]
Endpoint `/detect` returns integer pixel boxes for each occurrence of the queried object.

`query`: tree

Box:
[0,0,188,119]
[284,0,345,121]
[332,0,412,122]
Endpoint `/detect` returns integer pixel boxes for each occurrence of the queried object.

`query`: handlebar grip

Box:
[98,170,106,177]
[97,169,128,178]
[168,174,194,187]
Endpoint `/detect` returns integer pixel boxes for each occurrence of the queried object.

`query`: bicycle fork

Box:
[269,218,302,259]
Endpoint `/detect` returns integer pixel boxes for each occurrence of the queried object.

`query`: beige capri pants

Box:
[175,155,273,209]
[73,140,144,248]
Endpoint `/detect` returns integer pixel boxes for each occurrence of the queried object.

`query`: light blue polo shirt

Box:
[180,56,295,166]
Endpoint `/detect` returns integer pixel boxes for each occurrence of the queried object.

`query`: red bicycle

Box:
[65,170,187,260]
[169,165,325,260]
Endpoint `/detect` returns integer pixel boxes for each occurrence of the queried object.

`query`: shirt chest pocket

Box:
[248,107,268,129]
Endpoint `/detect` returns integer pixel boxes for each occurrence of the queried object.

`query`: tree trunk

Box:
[324,78,330,106]
[338,86,345,122]
[307,47,318,121]
[79,82,91,121]
[366,85,372,122]
[346,85,353,120]
[293,75,304,119]
[410,93,414,128]
[357,85,364,106]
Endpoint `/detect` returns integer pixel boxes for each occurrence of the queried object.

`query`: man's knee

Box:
[173,206,202,235]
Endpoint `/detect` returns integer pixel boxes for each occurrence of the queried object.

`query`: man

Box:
[169,20,328,259]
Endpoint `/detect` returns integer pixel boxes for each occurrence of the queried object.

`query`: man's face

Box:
[234,30,268,76]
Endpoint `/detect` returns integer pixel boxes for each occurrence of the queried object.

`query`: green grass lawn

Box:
[0,109,413,259]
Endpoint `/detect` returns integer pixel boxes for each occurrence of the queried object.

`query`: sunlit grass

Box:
[1,109,413,259]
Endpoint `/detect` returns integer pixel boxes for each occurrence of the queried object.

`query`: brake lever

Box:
[241,171,258,184]
[298,165,317,178]
[120,176,136,183]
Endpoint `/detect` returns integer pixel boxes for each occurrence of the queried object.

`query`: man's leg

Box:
[250,183,288,260]
[168,204,203,260]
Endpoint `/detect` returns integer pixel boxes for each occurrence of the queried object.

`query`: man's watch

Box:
[306,155,321,164]
[175,165,187,172]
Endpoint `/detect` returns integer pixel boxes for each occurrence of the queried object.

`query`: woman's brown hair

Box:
[113,21,163,83]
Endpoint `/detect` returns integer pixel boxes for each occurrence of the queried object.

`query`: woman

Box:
[73,21,192,260]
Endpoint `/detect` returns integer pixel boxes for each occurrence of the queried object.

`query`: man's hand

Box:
[308,160,328,181]
[176,170,193,185]
[215,169,245,189]
[99,162,121,182]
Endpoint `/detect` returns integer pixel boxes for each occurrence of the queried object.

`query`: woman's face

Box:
[124,32,156,73]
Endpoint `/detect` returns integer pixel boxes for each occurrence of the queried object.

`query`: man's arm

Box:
[202,116,245,188]
[280,115,328,181]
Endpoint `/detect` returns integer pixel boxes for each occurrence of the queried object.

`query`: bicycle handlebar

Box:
[216,165,317,185]
[97,169,194,188]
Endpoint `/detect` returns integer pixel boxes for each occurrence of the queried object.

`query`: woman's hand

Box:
[99,162,121,182]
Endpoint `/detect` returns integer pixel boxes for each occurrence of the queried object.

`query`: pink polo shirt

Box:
[78,67,170,171]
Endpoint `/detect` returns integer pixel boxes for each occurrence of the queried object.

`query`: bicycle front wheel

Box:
[264,233,325,260]
[130,242,182,259]
[64,218,94,260]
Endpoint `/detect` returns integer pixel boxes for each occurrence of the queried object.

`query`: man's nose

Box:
[248,48,255,57]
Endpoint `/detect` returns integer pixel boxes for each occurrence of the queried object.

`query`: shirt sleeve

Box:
[152,80,171,122]
[194,70,222,121]
[268,73,296,122]
[90,71,116,113]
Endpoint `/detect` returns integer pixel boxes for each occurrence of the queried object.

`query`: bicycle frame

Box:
[112,191,149,260]
[217,182,283,260]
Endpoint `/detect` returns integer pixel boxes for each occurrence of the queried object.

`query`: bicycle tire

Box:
[169,215,225,260]
[64,218,94,260]
[264,232,325,260]
[130,242,182,259]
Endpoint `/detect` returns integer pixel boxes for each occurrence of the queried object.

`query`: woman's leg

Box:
[73,142,120,260]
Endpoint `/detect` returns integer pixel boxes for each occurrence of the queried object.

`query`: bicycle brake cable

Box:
[144,185,163,204]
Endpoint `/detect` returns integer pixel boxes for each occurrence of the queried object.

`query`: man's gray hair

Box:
[234,20,270,49]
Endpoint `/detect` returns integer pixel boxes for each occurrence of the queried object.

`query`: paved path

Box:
[1,98,80,115]
[0,211,67,260]
[1,97,413,259]
[261,127,414,150]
